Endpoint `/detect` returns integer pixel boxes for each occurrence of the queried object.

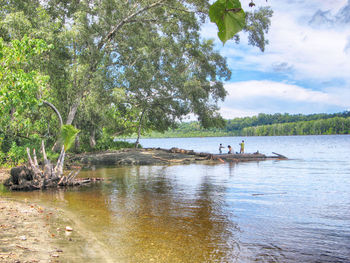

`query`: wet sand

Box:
[0,197,59,262]
[1,170,69,262]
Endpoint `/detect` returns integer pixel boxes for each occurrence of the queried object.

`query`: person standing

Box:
[219,143,225,154]
[239,140,245,154]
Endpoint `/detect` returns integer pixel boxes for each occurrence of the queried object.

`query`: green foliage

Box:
[209,0,246,44]
[0,35,54,166]
[0,134,41,166]
[244,7,273,52]
[241,117,350,136]
[60,125,80,151]
[46,151,60,162]
[95,129,138,151]
[144,112,350,138]
[0,150,6,166]
[0,36,50,121]
[6,142,27,165]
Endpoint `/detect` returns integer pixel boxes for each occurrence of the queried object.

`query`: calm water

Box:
[3,135,350,262]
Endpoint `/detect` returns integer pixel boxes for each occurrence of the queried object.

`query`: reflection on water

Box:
[3,135,350,262]
[106,166,241,262]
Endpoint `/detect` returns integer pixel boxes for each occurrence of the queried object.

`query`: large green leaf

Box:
[60,124,80,151]
[209,0,246,44]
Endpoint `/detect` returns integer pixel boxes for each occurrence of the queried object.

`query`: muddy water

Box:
[2,135,350,262]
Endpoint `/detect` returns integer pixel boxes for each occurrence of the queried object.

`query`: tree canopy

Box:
[0,0,273,163]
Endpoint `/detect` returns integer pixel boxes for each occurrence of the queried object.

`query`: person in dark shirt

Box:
[219,143,225,154]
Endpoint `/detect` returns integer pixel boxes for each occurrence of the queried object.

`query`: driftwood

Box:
[272,152,287,159]
[4,141,102,191]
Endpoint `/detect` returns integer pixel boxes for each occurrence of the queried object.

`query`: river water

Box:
[3,135,350,262]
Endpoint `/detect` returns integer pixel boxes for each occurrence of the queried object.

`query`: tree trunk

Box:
[75,133,81,152]
[66,101,80,125]
[135,109,146,148]
[89,129,96,149]
[51,100,79,152]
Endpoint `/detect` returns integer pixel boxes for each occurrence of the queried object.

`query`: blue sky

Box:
[202,0,350,118]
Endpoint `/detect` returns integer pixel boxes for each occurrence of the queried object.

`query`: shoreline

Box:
[1,147,286,183]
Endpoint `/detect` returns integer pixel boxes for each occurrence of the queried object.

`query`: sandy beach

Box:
[1,169,72,263]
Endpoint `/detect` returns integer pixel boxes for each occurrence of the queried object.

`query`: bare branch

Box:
[26,148,35,170]
[41,140,48,165]
[68,169,81,182]
[26,148,42,178]
[55,146,65,176]
[33,149,39,167]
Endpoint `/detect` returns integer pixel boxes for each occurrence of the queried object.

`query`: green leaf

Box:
[60,124,80,151]
[209,0,246,44]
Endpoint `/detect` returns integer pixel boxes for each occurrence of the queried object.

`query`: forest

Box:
[0,0,273,165]
[147,112,350,137]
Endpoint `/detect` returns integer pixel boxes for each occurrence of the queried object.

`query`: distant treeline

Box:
[147,112,350,137]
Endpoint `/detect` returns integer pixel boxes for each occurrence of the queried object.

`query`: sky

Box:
[202,0,350,119]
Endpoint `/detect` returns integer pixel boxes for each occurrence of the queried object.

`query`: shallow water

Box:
[3,135,350,262]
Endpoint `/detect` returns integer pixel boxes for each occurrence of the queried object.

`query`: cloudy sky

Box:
[202,0,350,118]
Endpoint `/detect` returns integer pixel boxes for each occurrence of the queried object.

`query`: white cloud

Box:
[224,80,348,105]
[219,8,350,82]
[202,0,350,117]
[267,13,350,81]
[219,80,350,118]
[219,107,258,119]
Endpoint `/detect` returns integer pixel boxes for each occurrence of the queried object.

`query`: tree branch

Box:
[43,101,63,127]
[225,8,242,13]
[97,0,166,50]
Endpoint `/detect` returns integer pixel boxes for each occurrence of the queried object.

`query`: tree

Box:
[1,0,273,153]
[0,36,51,161]
[114,23,231,146]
